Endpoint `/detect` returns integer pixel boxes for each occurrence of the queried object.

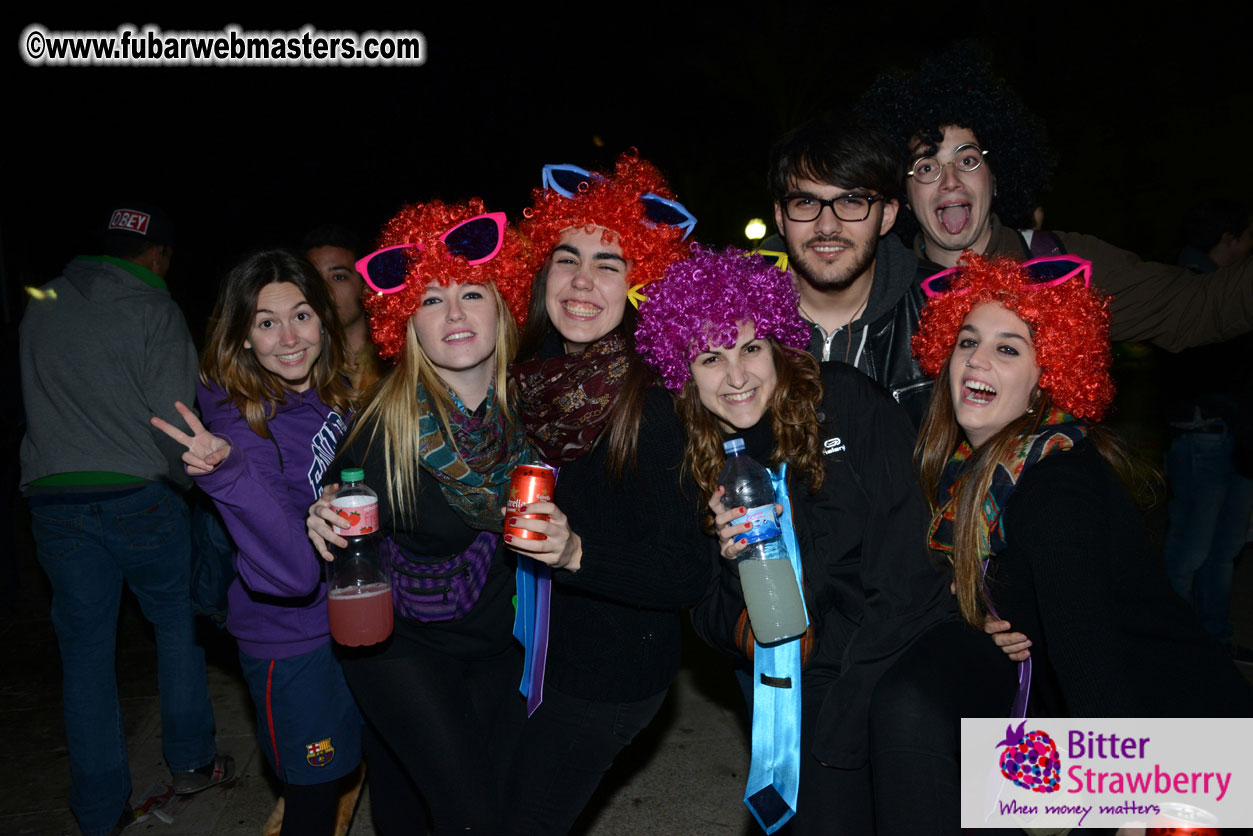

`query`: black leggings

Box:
[341,636,524,835]
[500,685,668,836]
[282,780,341,836]
[869,620,1016,836]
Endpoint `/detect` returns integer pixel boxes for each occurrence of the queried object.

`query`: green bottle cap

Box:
[340,468,364,482]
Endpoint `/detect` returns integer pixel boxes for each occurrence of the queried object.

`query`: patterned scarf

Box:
[417,381,531,531]
[508,332,630,465]
[928,407,1088,562]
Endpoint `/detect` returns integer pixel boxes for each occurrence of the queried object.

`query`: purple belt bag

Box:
[381,531,499,623]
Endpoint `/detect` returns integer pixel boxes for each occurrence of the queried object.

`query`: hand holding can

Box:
[504,463,555,541]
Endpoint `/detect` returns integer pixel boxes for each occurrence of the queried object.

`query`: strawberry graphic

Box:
[996,721,1061,793]
[335,508,362,526]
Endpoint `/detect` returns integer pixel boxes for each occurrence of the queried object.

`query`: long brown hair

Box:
[344,282,518,523]
[201,249,354,437]
[677,341,825,531]
[514,261,651,482]
[916,361,1158,628]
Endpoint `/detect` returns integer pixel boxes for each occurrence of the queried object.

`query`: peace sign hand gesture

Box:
[150,401,232,476]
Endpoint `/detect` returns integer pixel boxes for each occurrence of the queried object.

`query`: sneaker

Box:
[172,754,236,795]
[1229,642,1253,666]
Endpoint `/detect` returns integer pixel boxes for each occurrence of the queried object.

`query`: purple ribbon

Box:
[983,565,1032,718]
[512,555,551,716]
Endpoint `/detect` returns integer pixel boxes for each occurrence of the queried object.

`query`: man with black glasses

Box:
[766,115,936,425]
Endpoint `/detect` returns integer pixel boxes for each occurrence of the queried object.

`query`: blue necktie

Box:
[744,464,808,834]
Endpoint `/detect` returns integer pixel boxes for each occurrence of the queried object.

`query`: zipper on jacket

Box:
[891,380,932,404]
[391,561,470,580]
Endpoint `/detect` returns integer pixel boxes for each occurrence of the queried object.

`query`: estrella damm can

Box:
[505,463,555,541]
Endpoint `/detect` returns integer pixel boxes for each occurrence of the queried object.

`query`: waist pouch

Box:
[381,531,498,622]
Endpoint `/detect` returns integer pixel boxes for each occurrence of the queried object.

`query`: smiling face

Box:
[774,177,897,294]
[907,126,996,268]
[544,227,631,353]
[948,302,1041,448]
[306,245,365,329]
[410,282,499,393]
[245,281,324,392]
[689,322,778,431]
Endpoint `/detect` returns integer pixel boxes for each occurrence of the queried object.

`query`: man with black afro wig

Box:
[858,42,1253,352]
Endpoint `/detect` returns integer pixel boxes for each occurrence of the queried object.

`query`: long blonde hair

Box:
[345,283,518,523]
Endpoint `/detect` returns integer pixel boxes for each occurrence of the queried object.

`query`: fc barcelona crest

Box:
[305,738,335,767]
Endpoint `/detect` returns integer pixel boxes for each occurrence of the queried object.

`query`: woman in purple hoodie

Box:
[153,249,359,836]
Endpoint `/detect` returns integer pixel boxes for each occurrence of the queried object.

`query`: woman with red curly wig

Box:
[869,253,1251,836]
[499,153,712,835]
[305,199,534,834]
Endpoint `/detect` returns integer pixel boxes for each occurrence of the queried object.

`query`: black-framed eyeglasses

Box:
[781,193,886,223]
[907,144,988,184]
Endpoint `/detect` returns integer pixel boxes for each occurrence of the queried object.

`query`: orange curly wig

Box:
[521,152,689,287]
[912,254,1115,420]
[364,198,531,361]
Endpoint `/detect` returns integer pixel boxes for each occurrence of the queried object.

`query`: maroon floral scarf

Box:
[509,333,629,465]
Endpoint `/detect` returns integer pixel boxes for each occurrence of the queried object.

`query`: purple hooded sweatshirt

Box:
[194,379,348,659]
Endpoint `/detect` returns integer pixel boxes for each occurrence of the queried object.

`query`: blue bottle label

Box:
[732,503,781,544]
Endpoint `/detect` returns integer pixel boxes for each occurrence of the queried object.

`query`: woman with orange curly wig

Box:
[869,253,1251,836]
[305,199,534,834]
[500,154,712,835]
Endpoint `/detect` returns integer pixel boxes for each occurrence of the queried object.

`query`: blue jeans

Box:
[1163,429,1253,643]
[31,482,216,836]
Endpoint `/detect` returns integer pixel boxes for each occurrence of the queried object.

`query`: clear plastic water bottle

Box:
[719,439,806,644]
[327,468,393,646]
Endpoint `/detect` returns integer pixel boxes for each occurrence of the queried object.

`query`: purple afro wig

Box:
[635,245,811,390]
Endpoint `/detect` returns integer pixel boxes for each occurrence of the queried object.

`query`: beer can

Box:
[505,463,555,541]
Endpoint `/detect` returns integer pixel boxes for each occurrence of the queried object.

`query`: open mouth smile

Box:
[443,330,475,343]
[275,349,308,366]
[937,202,972,235]
[562,300,603,319]
[963,379,996,404]
[721,388,758,405]
[807,238,852,258]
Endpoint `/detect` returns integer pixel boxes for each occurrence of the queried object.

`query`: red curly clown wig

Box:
[521,152,690,287]
[364,199,531,361]
[912,254,1115,420]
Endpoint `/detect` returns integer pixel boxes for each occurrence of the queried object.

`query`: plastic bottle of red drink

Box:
[327,468,393,646]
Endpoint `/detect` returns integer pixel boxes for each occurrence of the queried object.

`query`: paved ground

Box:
[3,521,1250,836]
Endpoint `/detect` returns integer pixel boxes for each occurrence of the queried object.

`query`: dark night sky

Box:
[5,7,1250,332]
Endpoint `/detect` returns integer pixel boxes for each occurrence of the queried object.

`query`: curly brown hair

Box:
[676,340,826,531]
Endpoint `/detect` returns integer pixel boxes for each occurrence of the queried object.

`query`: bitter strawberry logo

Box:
[996,721,1061,793]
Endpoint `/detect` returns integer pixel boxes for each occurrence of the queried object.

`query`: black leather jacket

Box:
[800,236,935,429]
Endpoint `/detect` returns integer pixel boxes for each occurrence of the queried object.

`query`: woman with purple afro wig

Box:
[637,246,958,835]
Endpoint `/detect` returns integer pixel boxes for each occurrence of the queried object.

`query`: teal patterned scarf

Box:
[417,382,531,531]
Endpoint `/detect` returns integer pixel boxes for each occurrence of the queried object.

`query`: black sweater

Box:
[690,362,958,769]
[545,386,713,702]
[991,440,1253,716]
[329,416,517,659]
